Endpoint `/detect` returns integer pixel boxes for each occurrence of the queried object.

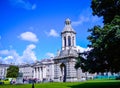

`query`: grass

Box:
[0,79,120,88]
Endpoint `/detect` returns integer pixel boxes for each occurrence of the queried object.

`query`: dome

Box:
[62,18,76,34]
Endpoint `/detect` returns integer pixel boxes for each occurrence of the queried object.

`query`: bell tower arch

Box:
[61,18,76,50]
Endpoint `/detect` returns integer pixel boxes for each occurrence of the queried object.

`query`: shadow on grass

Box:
[69,82,120,88]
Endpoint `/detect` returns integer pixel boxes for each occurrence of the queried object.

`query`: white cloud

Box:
[76,46,91,53]
[0,44,37,64]
[2,50,21,64]
[21,44,37,63]
[76,46,92,59]
[46,29,59,37]
[72,16,89,26]
[72,8,102,26]
[9,0,36,10]
[4,56,15,64]
[0,50,9,55]
[76,46,86,53]
[31,4,36,10]
[46,52,54,58]
[0,57,3,63]
[19,31,39,42]
[26,44,36,49]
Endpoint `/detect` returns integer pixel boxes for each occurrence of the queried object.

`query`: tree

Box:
[75,53,86,71]
[75,0,120,73]
[91,0,120,24]
[87,20,120,73]
[6,65,19,78]
[87,0,120,73]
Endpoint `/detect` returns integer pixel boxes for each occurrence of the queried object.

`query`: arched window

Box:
[64,37,66,47]
[68,36,71,46]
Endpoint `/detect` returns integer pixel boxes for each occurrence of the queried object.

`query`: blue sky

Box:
[0,0,103,64]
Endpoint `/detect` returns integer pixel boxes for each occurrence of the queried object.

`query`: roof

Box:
[32,59,54,67]
[18,64,32,68]
[54,48,78,59]
[62,18,76,34]
[0,64,10,67]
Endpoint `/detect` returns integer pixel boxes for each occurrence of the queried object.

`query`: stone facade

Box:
[19,64,34,79]
[32,59,54,81]
[18,59,54,82]
[54,18,84,82]
[0,64,9,79]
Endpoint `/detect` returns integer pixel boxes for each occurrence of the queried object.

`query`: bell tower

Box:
[61,18,76,50]
[54,18,79,82]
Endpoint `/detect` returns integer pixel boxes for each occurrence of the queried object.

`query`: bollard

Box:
[32,83,34,88]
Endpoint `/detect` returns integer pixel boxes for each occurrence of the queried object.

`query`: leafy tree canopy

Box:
[6,65,19,78]
[91,0,120,24]
[75,0,120,73]
[87,15,120,73]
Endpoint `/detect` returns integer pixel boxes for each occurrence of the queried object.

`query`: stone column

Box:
[66,36,68,49]
[34,68,36,78]
[41,67,43,81]
[39,67,41,81]
[72,36,74,46]
[74,35,76,47]
[38,67,40,79]
[70,36,72,47]
[62,37,64,50]
[36,67,38,79]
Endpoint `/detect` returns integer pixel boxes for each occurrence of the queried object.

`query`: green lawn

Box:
[0,80,120,88]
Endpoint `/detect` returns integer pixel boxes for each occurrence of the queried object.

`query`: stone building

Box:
[54,18,85,82]
[32,59,54,81]
[0,64,9,79]
[18,59,54,82]
[0,19,96,82]
[19,64,34,79]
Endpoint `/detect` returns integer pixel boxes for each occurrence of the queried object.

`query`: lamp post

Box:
[32,82,34,88]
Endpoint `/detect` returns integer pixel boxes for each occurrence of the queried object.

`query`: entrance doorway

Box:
[60,63,66,82]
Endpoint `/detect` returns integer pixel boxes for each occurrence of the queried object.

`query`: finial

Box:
[65,18,71,25]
